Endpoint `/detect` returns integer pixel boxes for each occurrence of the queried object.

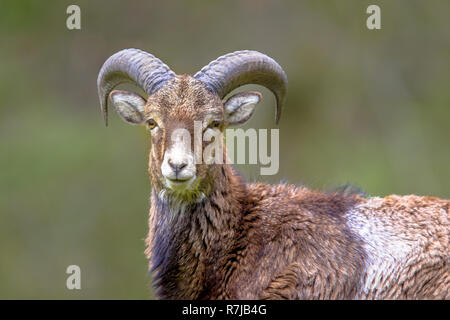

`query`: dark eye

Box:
[209,120,222,129]
[147,119,158,130]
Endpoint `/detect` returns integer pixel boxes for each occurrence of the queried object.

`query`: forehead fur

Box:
[145,75,223,120]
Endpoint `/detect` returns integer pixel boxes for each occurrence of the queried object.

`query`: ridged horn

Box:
[97,48,175,126]
[194,50,288,124]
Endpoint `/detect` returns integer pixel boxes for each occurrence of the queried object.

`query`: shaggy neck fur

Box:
[146,164,247,299]
[145,160,372,299]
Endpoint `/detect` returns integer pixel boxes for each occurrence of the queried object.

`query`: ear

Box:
[223,91,262,126]
[109,90,147,125]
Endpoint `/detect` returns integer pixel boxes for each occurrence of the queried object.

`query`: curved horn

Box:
[97,48,175,125]
[194,50,288,124]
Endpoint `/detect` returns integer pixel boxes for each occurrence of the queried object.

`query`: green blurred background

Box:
[0,0,449,299]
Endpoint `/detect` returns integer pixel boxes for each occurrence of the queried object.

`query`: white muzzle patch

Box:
[161,128,196,190]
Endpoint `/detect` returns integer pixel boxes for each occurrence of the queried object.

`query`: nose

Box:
[168,159,187,175]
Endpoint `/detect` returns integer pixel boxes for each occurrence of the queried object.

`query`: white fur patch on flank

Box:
[346,197,417,299]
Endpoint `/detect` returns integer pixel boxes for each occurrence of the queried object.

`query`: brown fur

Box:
[138,75,449,299]
[145,164,368,299]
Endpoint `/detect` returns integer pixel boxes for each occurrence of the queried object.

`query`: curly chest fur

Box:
[145,183,368,300]
[146,191,245,299]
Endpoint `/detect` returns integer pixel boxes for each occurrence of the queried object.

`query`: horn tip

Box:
[275,112,281,124]
[101,102,109,126]
[103,113,108,127]
[275,97,284,125]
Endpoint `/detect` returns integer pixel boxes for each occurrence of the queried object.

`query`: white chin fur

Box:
[159,178,205,212]
[164,176,196,192]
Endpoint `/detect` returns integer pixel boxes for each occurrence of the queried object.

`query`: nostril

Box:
[168,159,175,170]
[168,160,187,173]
